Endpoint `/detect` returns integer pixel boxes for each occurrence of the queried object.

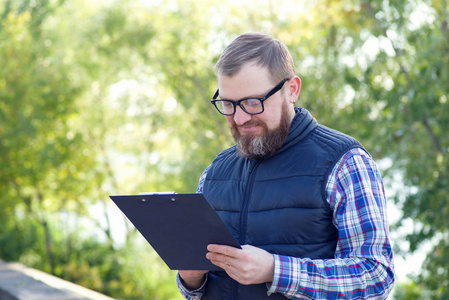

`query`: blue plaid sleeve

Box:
[195,165,210,193]
[267,148,395,299]
[176,273,207,300]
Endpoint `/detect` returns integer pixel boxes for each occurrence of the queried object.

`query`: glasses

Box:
[211,78,290,116]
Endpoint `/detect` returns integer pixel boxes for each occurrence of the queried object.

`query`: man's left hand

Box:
[206,244,274,285]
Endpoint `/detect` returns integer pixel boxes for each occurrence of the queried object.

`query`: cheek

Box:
[261,111,282,130]
[260,98,285,128]
[225,116,235,126]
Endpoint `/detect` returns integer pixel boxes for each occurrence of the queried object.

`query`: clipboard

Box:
[109,193,241,270]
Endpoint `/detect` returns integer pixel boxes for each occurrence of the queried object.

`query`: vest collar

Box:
[281,107,317,150]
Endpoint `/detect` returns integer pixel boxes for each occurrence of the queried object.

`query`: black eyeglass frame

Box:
[211,78,290,116]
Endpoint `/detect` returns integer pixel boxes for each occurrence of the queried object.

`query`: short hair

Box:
[214,32,295,84]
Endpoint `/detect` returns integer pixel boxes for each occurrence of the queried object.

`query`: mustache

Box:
[235,120,264,128]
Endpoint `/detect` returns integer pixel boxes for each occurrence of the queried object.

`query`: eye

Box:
[244,99,261,107]
[221,101,234,108]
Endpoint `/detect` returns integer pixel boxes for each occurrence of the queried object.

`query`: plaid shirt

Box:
[177,148,395,299]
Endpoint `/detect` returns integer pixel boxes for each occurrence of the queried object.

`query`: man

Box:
[177,32,395,299]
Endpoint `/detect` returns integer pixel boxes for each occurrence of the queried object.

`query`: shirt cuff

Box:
[267,254,301,296]
[176,272,208,299]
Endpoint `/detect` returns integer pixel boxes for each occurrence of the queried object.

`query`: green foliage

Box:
[0,0,179,298]
[1,0,448,298]
[393,281,425,300]
[415,238,449,299]
[0,215,41,262]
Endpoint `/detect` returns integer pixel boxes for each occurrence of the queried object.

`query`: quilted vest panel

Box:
[202,108,364,299]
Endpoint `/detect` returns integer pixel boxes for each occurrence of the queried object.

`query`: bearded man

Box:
[176,32,395,300]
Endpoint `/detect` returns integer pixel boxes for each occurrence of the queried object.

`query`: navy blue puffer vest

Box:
[202,108,364,299]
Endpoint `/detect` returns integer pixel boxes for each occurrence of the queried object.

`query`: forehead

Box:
[218,63,274,100]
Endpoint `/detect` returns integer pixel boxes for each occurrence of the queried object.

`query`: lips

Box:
[230,119,268,142]
[238,122,263,134]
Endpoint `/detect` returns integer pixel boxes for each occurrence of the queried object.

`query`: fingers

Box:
[206,247,236,268]
[206,244,275,285]
[207,244,241,257]
[206,244,250,269]
[206,251,250,284]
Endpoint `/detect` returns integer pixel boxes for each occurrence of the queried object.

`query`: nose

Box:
[233,105,252,126]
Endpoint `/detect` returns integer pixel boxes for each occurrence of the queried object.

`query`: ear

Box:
[286,76,301,104]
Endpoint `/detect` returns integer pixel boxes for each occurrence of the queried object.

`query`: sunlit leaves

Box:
[1,0,448,298]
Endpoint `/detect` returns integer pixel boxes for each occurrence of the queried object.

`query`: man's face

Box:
[218,63,296,159]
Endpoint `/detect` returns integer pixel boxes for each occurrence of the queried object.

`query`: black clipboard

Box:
[109,193,241,270]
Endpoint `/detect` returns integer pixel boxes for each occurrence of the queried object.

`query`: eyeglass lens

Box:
[217,98,263,115]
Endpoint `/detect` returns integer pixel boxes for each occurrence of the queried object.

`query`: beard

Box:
[230,102,291,160]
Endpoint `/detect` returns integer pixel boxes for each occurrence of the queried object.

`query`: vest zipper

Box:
[232,160,262,299]
[233,159,261,299]
[239,159,261,245]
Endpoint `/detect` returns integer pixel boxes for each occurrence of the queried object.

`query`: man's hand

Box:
[206,244,274,285]
[178,270,208,290]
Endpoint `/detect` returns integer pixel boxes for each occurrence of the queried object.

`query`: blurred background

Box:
[0,0,447,299]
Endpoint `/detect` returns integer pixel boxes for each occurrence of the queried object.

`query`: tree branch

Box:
[363,1,444,154]
[422,117,444,153]
[442,0,448,32]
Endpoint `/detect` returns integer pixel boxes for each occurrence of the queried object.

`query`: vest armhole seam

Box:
[320,145,365,213]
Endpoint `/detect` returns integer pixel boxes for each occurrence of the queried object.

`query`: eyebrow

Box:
[218,89,268,101]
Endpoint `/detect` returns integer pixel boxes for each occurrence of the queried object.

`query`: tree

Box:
[283,0,449,297]
[1,0,448,298]
[0,0,180,298]
[0,0,96,274]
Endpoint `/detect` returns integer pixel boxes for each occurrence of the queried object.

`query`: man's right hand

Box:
[178,270,208,290]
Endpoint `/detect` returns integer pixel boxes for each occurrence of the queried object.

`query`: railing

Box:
[0,260,115,300]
